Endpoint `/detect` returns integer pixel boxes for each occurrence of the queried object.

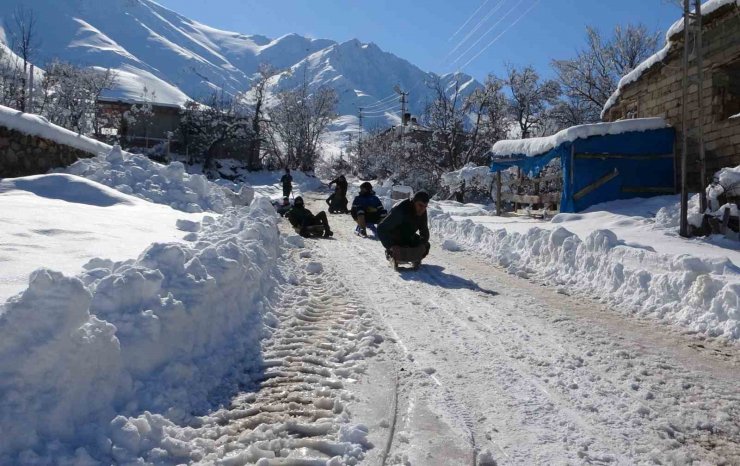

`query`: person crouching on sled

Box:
[286,196,334,238]
[377,191,430,260]
[327,175,349,214]
[351,181,387,237]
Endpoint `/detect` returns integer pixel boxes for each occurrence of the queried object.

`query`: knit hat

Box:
[412,191,430,204]
[360,181,372,191]
[293,196,304,206]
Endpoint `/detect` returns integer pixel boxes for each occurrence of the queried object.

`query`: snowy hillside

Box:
[0,0,480,128]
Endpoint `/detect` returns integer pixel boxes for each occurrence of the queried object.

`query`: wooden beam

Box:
[574,153,674,160]
[573,169,619,201]
[621,186,675,194]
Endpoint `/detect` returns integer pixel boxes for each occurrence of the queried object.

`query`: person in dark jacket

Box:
[280,168,293,198]
[377,191,430,259]
[326,175,349,213]
[351,181,387,237]
[286,196,333,237]
[273,196,291,217]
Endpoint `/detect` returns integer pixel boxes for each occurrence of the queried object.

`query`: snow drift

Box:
[430,208,740,341]
[0,197,282,461]
[63,146,253,213]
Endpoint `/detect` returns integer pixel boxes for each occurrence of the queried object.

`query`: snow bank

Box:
[491,118,668,158]
[441,164,494,189]
[430,208,740,341]
[0,197,282,461]
[0,174,206,302]
[63,146,252,213]
[602,0,740,118]
[0,104,111,156]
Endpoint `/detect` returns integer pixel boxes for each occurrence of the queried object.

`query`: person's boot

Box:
[324,228,333,237]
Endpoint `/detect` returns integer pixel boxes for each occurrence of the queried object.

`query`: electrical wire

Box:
[449,0,525,67]
[458,0,540,70]
[447,0,491,42]
[443,0,506,63]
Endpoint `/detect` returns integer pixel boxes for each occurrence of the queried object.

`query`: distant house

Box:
[96,97,181,149]
[379,113,432,145]
[602,0,740,190]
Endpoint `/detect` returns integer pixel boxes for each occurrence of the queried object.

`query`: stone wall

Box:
[605,5,740,190]
[0,125,95,178]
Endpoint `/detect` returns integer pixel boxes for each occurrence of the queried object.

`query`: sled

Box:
[387,244,426,271]
[294,225,330,238]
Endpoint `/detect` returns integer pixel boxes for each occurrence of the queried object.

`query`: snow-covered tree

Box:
[177,91,253,172]
[551,24,660,125]
[505,65,561,139]
[245,63,279,171]
[263,73,337,171]
[36,61,117,134]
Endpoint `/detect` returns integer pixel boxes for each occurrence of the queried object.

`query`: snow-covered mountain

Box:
[0,0,481,130]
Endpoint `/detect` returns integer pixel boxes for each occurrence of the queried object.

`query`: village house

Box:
[96,97,181,150]
[602,0,740,191]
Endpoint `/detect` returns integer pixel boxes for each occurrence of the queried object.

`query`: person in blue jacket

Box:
[351,181,387,237]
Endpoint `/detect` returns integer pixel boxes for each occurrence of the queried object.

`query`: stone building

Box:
[603,0,740,190]
[97,98,181,149]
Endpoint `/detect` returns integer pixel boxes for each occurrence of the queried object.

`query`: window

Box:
[713,59,740,120]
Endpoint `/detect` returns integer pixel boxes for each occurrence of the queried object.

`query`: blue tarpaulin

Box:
[490,127,675,213]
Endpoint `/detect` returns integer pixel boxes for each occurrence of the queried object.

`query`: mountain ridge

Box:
[0,0,481,129]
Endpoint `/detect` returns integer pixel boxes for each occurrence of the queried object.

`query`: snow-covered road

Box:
[301,195,740,465]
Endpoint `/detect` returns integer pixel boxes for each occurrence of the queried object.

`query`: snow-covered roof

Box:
[491,118,668,158]
[0,105,112,156]
[602,0,739,119]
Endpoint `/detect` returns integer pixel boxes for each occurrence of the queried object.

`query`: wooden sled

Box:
[294,225,329,237]
[387,244,426,271]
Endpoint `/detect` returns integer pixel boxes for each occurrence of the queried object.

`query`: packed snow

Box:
[602,0,740,117]
[492,118,668,157]
[0,104,111,156]
[433,196,740,341]
[0,174,205,302]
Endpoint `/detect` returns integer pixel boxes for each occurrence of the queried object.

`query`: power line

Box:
[443,0,505,63]
[458,0,540,70]
[449,0,525,68]
[362,92,398,108]
[447,0,491,42]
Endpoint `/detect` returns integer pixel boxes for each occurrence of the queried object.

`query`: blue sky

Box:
[156,0,684,81]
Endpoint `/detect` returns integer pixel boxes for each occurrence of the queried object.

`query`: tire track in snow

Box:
[119,243,383,464]
[307,198,740,464]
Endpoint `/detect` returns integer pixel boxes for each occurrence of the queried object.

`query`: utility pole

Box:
[679,0,707,237]
[695,0,706,213]
[358,108,363,159]
[680,0,691,238]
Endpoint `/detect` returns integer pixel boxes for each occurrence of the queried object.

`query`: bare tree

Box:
[0,45,25,109]
[246,63,279,171]
[38,61,117,134]
[5,6,41,111]
[505,65,561,139]
[264,73,337,171]
[177,91,253,171]
[551,24,660,124]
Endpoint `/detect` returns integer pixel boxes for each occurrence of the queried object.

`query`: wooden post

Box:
[496,171,502,216]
